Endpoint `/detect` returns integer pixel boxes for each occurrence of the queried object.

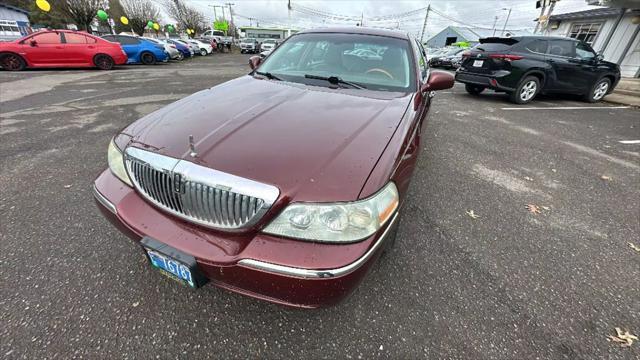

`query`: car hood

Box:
[122,76,411,202]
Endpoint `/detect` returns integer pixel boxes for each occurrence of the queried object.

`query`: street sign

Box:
[214,20,228,31]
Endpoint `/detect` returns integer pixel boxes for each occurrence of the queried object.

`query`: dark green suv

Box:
[455,36,620,104]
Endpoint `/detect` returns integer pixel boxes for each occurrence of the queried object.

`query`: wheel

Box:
[509,76,540,104]
[93,54,114,70]
[140,52,156,65]
[465,84,485,95]
[584,78,611,103]
[240,49,245,54]
[176,52,184,61]
[0,53,26,71]
[200,48,207,56]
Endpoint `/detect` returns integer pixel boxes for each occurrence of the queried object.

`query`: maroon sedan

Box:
[93,27,453,307]
[0,29,127,71]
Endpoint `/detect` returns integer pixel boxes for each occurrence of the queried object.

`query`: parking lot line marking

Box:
[619,140,640,144]
[500,106,630,110]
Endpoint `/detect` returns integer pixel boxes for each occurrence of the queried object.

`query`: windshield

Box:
[258,33,415,92]
[242,38,255,43]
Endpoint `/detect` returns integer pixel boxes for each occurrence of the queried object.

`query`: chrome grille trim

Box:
[124,147,279,230]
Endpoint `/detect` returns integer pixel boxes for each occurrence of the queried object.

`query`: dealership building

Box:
[0,3,30,41]
[239,26,297,40]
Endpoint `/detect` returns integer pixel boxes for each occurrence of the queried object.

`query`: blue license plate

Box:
[145,250,195,287]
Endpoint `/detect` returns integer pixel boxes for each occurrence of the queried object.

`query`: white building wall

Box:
[547,13,639,77]
[0,7,29,22]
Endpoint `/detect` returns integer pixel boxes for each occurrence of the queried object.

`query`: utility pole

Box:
[419,4,431,43]
[534,2,547,34]
[492,16,499,36]
[542,0,558,35]
[225,3,236,39]
[500,7,512,36]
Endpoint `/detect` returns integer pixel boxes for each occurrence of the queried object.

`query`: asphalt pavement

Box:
[1,54,638,359]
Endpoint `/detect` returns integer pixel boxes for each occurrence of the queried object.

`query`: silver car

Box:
[144,37,182,60]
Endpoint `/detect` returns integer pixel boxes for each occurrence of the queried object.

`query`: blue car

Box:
[167,39,193,59]
[101,34,169,65]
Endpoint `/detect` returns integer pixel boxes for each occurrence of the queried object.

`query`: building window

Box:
[568,23,602,45]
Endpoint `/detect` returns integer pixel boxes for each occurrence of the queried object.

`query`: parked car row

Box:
[0,29,215,71]
[240,38,282,54]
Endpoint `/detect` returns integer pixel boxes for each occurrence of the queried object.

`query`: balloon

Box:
[186,29,191,34]
[120,16,129,25]
[35,0,50,12]
[167,25,174,32]
[152,23,159,31]
[147,20,154,28]
[97,10,108,21]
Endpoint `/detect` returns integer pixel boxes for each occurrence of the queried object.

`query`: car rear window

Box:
[475,38,519,52]
[65,33,88,44]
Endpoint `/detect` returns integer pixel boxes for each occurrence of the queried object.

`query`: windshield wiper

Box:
[255,71,283,81]
[304,74,366,89]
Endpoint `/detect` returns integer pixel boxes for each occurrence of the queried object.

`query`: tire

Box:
[509,76,540,104]
[200,48,207,56]
[176,52,184,61]
[240,49,245,54]
[0,53,26,71]
[465,84,485,95]
[584,77,611,103]
[93,54,114,70]
[140,52,156,65]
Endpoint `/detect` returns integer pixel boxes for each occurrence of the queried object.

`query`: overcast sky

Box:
[174,0,598,38]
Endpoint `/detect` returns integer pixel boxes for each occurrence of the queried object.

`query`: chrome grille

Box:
[124,147,279,230]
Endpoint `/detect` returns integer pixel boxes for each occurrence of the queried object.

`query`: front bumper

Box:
[93,170,397,308]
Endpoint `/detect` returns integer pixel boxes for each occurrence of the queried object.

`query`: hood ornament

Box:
[188,135,197,157]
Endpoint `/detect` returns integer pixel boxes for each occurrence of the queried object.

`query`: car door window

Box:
[119,36,140,45]
[414,40,428,78]
[575,42,596,61]
[64,33,88,44]
[32,32,61,44]
[525,39,548,54]
[547,40,575,57]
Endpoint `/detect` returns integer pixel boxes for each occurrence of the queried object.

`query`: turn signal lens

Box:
[107,139,132,187]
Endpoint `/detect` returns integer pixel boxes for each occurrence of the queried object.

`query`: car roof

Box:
[297,26,410,40]
[486,35,580,42]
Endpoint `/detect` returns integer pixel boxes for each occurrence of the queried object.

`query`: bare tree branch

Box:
[163,0,206,36]
[120,0,160,35]
[51,0,103,33]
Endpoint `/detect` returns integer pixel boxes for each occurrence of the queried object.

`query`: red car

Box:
[93,27,453,308]
[0,29,127,71]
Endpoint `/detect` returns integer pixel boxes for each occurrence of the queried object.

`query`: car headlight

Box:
[263,182,399,243]
[107,139,132,186]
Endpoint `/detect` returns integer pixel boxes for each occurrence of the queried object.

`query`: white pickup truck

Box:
[200,30,232,48]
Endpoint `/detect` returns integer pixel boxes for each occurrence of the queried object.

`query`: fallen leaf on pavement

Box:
[551,168,557,173]
[63,184,72,188]
[132,302,140,307]
[607,327,638,347]
[541,206,550,211]
[524,176,533,181]
[466,210,480,219]
[628,242,640,253]
[525,204,542,215]
[601,175,612,181]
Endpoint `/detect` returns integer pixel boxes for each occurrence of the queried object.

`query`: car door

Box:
[545,39,586,92]
[571,42,601,91]
[118,36,141,62]
[61,32,94,65]
[21,31,64,65]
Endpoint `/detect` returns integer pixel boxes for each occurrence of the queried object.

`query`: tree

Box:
[51,0,103,33]
[163,0,205,36]
[120,0,160,36]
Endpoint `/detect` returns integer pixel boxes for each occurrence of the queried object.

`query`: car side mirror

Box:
[596,53,604,62]
[29,40,37,47]
[421,71,454,93]
[249,55,262,70]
